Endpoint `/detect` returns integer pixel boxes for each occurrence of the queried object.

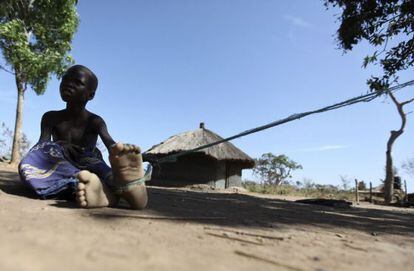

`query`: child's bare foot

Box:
[76,170,116,208]
[109,143,148,210]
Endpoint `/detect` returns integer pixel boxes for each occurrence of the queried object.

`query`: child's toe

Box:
[110,142,124,156]
[77,182,86,190]
[132,145,141,153]
[124,144,132,152]
[77,170,91,181]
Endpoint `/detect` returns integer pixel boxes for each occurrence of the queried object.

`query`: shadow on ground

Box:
[1,169,413,236]
[0,169,37,198]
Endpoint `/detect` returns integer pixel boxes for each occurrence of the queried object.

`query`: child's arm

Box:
[93,116,116,150]
[38,112,52,142]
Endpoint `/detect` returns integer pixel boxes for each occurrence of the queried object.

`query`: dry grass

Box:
[242,181,355,201]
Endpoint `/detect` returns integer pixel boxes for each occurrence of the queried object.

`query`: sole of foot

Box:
[109,142,148,210]
[76,170,114,208]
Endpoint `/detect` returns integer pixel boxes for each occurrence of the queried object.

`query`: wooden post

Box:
[404,179,408,202]
[355,179,359,204]
[369,182,373,203]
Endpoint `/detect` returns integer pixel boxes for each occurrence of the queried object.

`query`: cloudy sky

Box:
[1,0,413,190]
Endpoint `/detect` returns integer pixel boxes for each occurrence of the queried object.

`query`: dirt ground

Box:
[1,164,414,271]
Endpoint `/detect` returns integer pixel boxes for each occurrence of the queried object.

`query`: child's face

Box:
[59,67,94,103]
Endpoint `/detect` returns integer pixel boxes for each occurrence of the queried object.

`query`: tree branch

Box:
[400,98,414,106]
[388,92,408,134]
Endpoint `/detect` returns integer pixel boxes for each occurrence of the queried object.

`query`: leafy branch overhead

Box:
[0,0,79,94]
[325,0,414,90]
[0,0,79,164]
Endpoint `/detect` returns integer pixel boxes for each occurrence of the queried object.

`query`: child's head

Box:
[60,65,98,104]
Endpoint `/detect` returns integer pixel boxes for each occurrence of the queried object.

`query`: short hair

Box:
[66,65,98,92]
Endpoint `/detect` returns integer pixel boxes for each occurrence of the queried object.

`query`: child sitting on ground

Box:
[19,65,149,209]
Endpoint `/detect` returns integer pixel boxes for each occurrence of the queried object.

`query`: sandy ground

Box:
[1,164,414,271]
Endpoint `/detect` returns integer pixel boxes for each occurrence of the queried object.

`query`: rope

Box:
[144,80,414,164]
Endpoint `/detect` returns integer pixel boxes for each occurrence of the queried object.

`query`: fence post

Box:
[404,179,408,203]
[369,182,373,203]
[355,179,359,204]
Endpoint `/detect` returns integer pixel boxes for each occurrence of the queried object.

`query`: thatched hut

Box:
[145,123,254,188]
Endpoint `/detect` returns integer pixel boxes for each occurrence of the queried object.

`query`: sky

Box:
[0,0,413,191]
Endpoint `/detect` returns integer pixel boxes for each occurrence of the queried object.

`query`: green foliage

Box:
[0,0,79,94]
[253,153,302,186]
[324,0,414,90]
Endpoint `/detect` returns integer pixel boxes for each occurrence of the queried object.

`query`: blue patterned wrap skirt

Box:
[18,141,112,199]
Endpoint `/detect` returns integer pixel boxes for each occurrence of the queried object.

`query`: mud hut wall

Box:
[151,156,217,184]
[215,161,226,189]
[226,163,242,187]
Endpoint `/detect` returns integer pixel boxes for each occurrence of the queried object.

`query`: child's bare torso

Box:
[41,109,106,149]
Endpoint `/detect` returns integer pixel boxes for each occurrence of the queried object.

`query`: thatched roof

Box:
[146,124,254,168]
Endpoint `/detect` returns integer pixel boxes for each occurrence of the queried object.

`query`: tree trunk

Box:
[10,75,25,165]
[384,131,401,203]
[383,93,414,204]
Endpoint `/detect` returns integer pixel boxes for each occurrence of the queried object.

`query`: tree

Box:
[325,0,414,203]
[253,153,302,186]
[0,0,79,164]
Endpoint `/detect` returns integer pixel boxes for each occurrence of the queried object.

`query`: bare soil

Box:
[1,163,413,271]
